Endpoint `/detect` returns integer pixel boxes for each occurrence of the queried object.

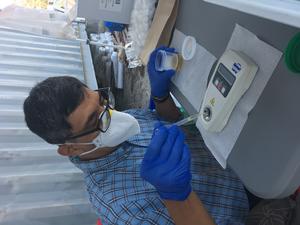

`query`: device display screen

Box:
[213,63,236,97]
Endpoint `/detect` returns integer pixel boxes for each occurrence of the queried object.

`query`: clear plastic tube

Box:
[168,113,200,127]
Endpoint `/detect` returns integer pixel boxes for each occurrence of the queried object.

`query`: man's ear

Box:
[57,145,81,156]
[57,145,71,156]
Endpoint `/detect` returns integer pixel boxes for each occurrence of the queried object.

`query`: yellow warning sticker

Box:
[209,98,215,107]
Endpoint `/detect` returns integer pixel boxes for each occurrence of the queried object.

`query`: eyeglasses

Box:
[65,88,115,141]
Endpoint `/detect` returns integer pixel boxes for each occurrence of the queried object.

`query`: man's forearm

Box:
[164,192,216,225]
[155,95,181,122]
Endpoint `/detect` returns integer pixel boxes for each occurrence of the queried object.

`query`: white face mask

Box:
[78,110,140,156]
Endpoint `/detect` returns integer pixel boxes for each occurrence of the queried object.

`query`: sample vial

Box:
[155,50,183,72]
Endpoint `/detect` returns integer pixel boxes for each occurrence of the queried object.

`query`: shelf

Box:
[204,0,300,28]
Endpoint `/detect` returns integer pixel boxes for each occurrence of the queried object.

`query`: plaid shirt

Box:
[70,109,249,225]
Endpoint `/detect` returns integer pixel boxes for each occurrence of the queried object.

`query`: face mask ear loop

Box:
[61,142,92,146]
[78,133,105,156]
[78,145,99,157]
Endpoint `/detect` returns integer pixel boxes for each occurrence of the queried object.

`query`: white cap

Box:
[181,36,197,61]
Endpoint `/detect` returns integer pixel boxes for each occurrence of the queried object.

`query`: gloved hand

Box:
[140,123,192,201]
[147,46,176,98]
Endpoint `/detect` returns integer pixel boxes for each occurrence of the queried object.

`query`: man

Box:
[23,47,249,224]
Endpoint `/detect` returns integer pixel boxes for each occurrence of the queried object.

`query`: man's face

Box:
[58,88,104,156]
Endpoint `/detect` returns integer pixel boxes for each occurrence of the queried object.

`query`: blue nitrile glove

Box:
[147,46,176,98]
[140,123,192,201]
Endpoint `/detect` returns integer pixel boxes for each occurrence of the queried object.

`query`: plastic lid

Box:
[182,36,197,61]
[285,32,300,73]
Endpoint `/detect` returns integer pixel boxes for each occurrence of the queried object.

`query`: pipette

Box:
[166,113,200,128]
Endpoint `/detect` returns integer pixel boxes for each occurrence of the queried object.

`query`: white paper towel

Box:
[196,24,282,168]
[170,25,282,168]
[170,29,217,112]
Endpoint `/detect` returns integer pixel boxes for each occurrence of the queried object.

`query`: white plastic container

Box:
[77,0,134,24]
[182,36,197,61]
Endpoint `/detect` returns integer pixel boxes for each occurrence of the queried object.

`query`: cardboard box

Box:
[140,0,179,65]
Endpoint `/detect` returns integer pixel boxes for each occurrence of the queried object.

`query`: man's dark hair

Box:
[23,76,87,144]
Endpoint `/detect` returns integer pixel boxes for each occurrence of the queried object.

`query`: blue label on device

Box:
[232,63,241,74]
